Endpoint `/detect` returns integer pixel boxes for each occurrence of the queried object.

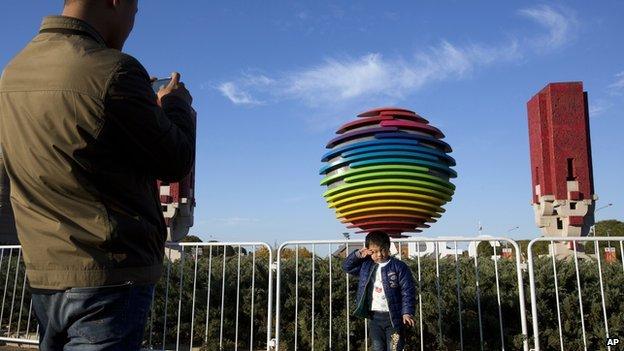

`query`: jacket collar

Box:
[39,16,107,47]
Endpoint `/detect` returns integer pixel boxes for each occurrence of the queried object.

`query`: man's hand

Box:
[403,314,415,327]
[358,247,373,258]
[156,72,192,106]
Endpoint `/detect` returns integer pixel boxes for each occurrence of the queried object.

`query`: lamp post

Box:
[597,203,614,212]
[591,203,613,237]
[504,226,519,248]
[506,226,520,234]
[591,203,614,261]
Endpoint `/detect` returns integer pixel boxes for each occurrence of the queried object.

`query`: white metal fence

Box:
[0,246,37,346]
[274,237,529,351]
[527,236,624,351]
[0,242,274,351]
[149,242,274,351]
[1,236,622,350]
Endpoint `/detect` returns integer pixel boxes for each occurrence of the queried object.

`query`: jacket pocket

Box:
[68,281,133,293]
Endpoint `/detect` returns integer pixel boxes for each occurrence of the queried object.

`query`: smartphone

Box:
[152,78,172,93]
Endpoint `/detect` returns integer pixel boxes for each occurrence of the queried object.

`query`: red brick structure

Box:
[158,167,195,242]
[527,82,596,244]
[158,110,197,242]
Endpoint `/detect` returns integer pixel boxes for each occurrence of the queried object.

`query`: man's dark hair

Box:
[365,231,391,251]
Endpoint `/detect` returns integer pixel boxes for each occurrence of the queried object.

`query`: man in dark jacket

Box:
[0,0,195,349]
[343,231,416,351]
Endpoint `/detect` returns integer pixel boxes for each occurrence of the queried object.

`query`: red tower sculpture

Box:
[158,110,197,242]
[158,169,195,242]
[527,82,596,245]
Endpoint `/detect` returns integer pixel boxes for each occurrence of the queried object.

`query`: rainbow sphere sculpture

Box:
[320,107,456,237]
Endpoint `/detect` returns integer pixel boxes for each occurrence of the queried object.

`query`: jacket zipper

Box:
[380,264,396,329]
[355,263,377,315]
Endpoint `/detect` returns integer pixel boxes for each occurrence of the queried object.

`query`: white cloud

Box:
[218,5,576,107]
[608,71,624,94]
[220,41,520,107]
[518,5,577,50]
[218,82,263,105]
[282,53,392,104]
[241,73,275,86]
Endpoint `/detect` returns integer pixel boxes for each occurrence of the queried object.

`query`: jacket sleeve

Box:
[342,249,365,276]
[0,150,8,211]
[103,55,196,182]
[399,261,416,316]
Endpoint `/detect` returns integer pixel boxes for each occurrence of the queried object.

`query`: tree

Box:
[181,234,202,243]
[477,241,494,257]
[280,247,313,260]
[255,246,272,259]
[517,240,550,259]
[595,219,624,237]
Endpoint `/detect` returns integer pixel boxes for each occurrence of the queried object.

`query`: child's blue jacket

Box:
[342,249,416,329]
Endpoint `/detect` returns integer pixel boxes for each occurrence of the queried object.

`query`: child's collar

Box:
[376,257,392,265]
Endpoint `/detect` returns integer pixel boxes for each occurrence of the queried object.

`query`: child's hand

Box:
[358,248,372,258]
[403,314,415,327]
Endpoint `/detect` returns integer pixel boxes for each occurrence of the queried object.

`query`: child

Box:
[342,231,416,351]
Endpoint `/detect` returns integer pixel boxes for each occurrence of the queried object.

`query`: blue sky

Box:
[1,1,622,243]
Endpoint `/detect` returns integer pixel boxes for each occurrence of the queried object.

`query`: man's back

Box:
[0,16,195,289]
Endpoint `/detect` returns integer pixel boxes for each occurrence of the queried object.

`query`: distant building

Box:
[333,241,456,259]
[406,240,465,258]
[332,243,364,258]
[164,245,209,262]
[330,238,515,260]
[407,241,439,257]
[164,245,183,262]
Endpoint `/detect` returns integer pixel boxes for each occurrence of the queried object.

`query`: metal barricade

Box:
[149,242,274,351]
[527,236,624,351]
[274,237,529,351]
[0,246,38,346]
[0,242,274,351]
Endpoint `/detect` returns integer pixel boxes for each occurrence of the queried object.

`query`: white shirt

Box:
[371,260,390,312]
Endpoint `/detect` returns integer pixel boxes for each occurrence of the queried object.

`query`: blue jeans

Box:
[369,311,405,351]
[31,282,155,351]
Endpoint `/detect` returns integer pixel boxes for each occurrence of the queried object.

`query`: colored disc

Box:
[320,107,456,237]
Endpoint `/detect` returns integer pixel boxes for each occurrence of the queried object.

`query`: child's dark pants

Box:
[369,311,405,351]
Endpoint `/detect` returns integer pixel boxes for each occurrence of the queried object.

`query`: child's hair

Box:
[365,231,391,251]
